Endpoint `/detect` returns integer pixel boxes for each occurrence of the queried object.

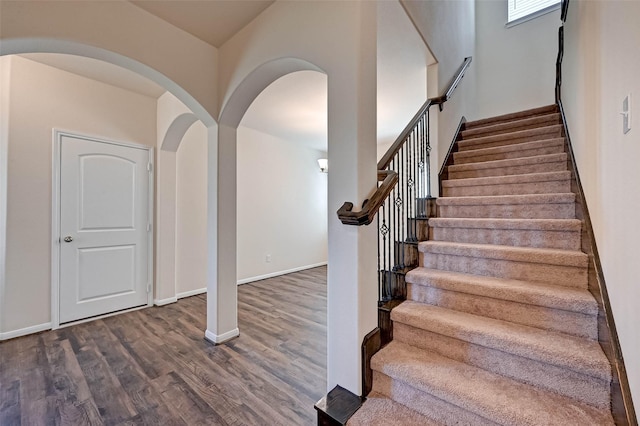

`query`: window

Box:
[507,0,561,26]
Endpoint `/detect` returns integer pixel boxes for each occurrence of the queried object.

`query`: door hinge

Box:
[147,163,153,173]
[147,283,151,294]
[147,223,152,232]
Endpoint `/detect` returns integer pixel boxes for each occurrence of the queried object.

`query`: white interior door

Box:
[58,134,151,324]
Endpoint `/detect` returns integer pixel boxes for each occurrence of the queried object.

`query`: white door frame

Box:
[51,129,154,329]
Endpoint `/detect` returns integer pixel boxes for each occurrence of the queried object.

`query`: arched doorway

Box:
[0,46,214,337]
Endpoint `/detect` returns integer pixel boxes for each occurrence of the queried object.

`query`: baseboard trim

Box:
[0,322,52,341]
[176,288,206,299]
[154,296,178,306]
[237,262,327,285]
[205,328,239,345]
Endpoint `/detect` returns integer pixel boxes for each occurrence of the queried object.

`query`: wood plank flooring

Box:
[0,266,327,425]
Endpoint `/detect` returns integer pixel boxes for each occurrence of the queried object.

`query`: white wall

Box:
[0,57,10,336]
[377,1,432,148]
[236,126,327,283]
[1,56,156,335]
[474,0,560,119]
[400,0,476,194]
[563,0,640,409]
[176,121,208,296]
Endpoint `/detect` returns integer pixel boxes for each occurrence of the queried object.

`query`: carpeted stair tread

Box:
[441,170,571,197]
[420,241,587,288]
[457,124,564,152]
[372,341,614,426]
[428,217,581,232]
[442,170,571,188]
[405,268,596,315]
[453,138,565,165]
[436,193,576,219]
[405,268,597,339]
[427,217,581,249]
[419,241,587,268]
[448,153,567,179]
[460,113,561,139]
[465,104,558,129]
[391,302,610,380]
[437,192,575,206]
[347,392,442,426]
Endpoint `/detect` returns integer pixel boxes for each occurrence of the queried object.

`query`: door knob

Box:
[63,236,73,243]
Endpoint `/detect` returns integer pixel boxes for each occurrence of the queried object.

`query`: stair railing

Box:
[337,57,472,304]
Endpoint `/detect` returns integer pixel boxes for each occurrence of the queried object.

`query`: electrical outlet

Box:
[266,254,271,263]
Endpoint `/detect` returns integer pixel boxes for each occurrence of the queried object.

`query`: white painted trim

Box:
[154,297,178,306]
[237,262,327,285]
[51,130,154,329]
[146,147,155,308]
[505,2,560,28]
[176,287,206,299]
[0,322,52,341]
[51,130,62,329]
[205,328,239,344]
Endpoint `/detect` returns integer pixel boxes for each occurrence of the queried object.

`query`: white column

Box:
[326,0,378,395]
[205,123,239,343]
[155,149,177,304]
[0,57,10,334]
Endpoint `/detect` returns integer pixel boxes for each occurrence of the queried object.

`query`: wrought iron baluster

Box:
[426,109,432,199]
[370,57,471,308]
[377,212,381,301]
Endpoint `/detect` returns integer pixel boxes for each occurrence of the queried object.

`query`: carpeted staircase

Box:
[348,105,615,425]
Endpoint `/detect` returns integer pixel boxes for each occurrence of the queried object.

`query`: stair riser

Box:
[371,372,495,426]
[442,179,571,197]
[449,160,567,179]
[438,203,575,219]
[458,128,563,152]
[460,115,561,139]
[407,283,597,339]
[420,252,588,288]
[393,324,609,409]
[453,143,564,165]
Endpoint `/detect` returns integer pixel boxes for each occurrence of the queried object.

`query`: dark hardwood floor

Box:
[0,266,327,425]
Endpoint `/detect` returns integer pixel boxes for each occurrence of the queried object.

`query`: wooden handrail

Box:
[377,99,433,171]
[430,57,473,107]
[336,170,398,226]
[337,57,472,226]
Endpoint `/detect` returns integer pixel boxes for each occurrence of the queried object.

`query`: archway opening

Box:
[236,69,329,409]
[0,51,212,336]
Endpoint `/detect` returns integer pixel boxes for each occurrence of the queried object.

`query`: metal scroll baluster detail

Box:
[377,107,434,303]
[333,57,471,305]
